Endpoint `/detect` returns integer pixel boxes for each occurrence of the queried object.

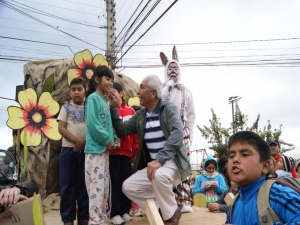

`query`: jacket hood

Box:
[204,155,218,170]
[164,59,181,85]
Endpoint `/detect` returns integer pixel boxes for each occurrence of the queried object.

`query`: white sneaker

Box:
[180,205,193,213]
[129,209,143,217]
[121,213,133,222]
[109,215,125,225]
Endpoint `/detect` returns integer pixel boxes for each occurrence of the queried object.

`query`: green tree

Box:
[198,103,294,158]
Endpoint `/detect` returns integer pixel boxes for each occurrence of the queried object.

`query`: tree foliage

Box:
[197,103,295,158]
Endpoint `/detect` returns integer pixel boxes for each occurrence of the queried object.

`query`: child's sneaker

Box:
[129,209,143,217]
[121,213,132,222]
[109,215,125,225]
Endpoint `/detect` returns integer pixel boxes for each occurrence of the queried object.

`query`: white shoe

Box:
[129,209,143,217]
[109,215,125,225]
[121,213,133,222]
[180,205,193,213]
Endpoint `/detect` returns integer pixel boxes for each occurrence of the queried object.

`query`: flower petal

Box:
[18,88,37,112]
[38,92,60,117]
[67,68,84,85]
[6,106,29,129]
[92,54,108,67]
[74,49,93,69]
[41,118,62,140]
[21,126,42,146]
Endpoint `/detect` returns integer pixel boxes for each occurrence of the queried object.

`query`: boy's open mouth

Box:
[232,166,241,174]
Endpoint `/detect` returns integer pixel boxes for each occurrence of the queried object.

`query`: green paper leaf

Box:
[42,74,55,93]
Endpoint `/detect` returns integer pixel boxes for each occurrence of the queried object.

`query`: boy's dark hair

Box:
[205,159,217,170]
[217,156,228,174]
[228,131,271,162]
[85,66,114,98]
[113,82,123,93]
[70,78,86,90]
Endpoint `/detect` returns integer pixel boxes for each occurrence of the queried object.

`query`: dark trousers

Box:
[109,155,132,217]
[60,147,89,222]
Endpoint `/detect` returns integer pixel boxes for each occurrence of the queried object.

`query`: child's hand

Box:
[205,183,211,191]
[107,141,115,151]
[208,203,219,211]
[74,138,85,152]
[114,141,120,149]
[210,183,217,190]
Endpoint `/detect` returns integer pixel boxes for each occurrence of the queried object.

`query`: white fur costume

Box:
[162,59,196,142]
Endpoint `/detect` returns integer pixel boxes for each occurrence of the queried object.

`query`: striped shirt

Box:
[144,103,166,160]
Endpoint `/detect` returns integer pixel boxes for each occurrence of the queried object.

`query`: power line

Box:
[0,36,75,53]
[63,0,104,8]
[120,37,300,47]
[0,16,106,35]
[20,0,102,16]
[2,0,103,27]
[116,0,178,64]
[1,1,105,51]
[0,46,71,57]
[0,25,106,45]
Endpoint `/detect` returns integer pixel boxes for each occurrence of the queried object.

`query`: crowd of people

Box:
[1,59,300,225]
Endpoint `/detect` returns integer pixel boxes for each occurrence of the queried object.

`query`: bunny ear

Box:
[172,45,179,61]
[160,52,168,66]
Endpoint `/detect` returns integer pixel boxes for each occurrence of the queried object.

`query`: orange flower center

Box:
[86,69,94,79]
[32,112,42,123]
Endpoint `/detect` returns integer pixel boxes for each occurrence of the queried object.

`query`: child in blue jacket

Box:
[192,155,227,207]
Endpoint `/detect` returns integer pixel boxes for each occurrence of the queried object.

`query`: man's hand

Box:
[208,203,219,212]
[108,91,118,109]
[74,138,85,152]
[0,187,28,208]
[147,160,162,181]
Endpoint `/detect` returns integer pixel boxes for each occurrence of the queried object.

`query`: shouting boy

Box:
[226,131,300,224]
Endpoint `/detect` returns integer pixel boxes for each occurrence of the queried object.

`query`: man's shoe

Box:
[64,222,74,225]
[180,205,193,213]
[109,215,125,225]
[164,207,181,225]
[77,219,89,225]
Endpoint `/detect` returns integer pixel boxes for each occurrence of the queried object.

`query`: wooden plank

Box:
[144,199,164,225]
[224,192,234,206]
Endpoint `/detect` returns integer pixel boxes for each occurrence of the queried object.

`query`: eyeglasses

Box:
[167,67,178,73]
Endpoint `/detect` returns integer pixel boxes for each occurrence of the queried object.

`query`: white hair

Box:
[144,74,163,99]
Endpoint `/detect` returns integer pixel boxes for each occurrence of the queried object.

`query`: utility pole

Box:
[105,0,116,70]
[228,96,242,134]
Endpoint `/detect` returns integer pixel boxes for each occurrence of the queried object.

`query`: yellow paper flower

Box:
[6,88,61,146]
[67,49,109,88]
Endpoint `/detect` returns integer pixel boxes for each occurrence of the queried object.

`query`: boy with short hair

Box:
[226,131,300,224]
[58,78,89,225]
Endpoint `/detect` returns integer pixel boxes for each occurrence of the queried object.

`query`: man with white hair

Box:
[109,74,192,225]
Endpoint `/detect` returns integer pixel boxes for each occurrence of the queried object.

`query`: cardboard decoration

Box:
[67,49,109,89]
[6,88,61,147]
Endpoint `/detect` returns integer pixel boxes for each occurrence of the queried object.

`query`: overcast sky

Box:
[0,0,300,162]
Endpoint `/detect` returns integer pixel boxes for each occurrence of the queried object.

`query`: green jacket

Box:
[110,100,192,180]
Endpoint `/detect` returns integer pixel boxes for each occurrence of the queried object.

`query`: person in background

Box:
[296,161,300,178]
[269,138,297,178]
[217,156,230,186]
[84,66,120,225]
[192,155,227,207]
[275,155,295,178]
[208,180,238,212]
[162,51,195,213]
[108,82,138,225]
[57,78,89,225]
